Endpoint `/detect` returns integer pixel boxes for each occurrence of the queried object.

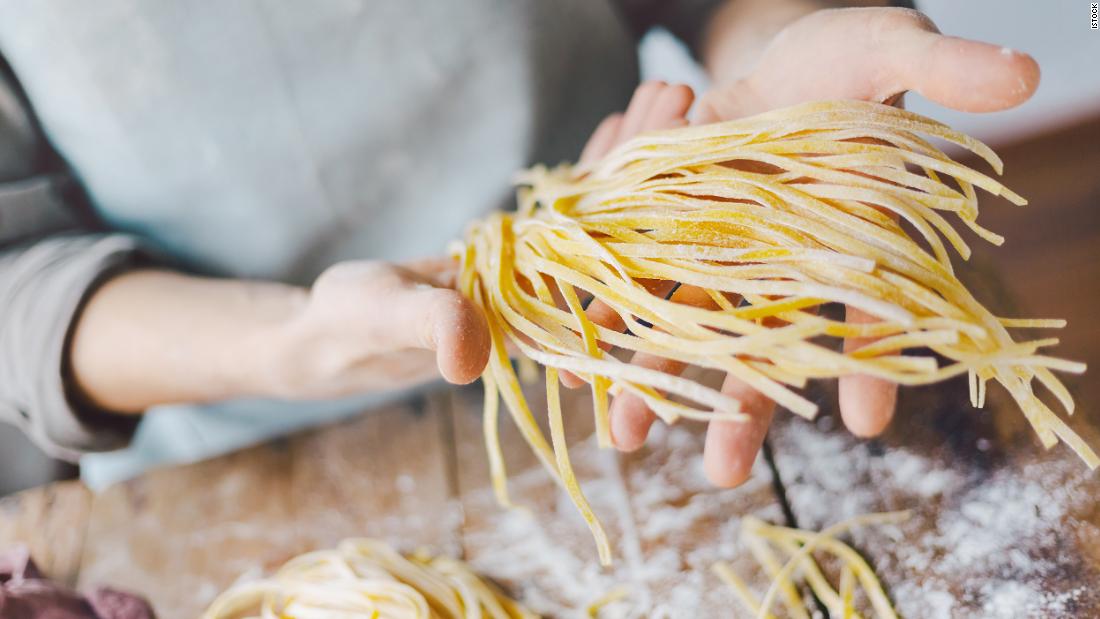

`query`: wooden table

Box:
[0,383,783,618]
[3,117,1099,619]
[3,376,1099,618]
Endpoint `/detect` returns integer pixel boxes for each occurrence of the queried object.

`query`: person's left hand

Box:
[695,7,1040,121]
[571,8,1041,488]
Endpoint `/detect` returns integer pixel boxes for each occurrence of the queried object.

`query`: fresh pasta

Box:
[202,538,538,619]
[713,511,909,619]
[452,100,1095,565]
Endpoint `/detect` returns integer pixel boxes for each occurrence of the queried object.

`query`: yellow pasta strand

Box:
[714,512,908,619]
[584,586,631,617]
[452,99,1095,564]
[202,538,538,619]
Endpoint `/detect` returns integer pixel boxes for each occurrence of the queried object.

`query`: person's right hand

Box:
[267,258,491,399]
[70,258,490,413]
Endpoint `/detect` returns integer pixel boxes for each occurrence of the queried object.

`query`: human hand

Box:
[571,8,1042,489]
[562,81,783,488]
[696,6,1040,120]
[683,7,1040,484]
[557,81,784,487]
[557,79,696,393]
[70,258,490,413]
[267,259,491,399]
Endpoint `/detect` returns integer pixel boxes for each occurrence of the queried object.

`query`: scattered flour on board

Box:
[396,473,417,494]
[775,418,1099,618]
[463,424,783,618]
[184,413,1096,618]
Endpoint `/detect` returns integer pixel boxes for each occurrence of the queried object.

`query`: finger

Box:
[402,256,461,288]
[703,373,777,488]
[583,278,673,337]
[609,354,686,452]
[559,279,674,389]
[838,306,898,437]
[579,113,625,166]
[609,332,715,451]
[888,24,1040,112]
[557,294,619,389]
[383,284,491,385]
[617,81,669,144]
[426,291,492,385]
[581,82,693,168]
[848,9,1039,111]
[609,285,727,449]
[697,8,1040,122]
[561,82,694,388]
[693,85,761,125]
[642,83,695,130]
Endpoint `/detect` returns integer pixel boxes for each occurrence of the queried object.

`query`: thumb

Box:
[382,279,491,384]
[889,26,1040,113]
[697,8,1041,124]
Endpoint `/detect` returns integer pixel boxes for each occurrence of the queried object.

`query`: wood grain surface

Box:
[0,480,91,585]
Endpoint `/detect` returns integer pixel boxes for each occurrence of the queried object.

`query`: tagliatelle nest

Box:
[452,100,1096,565]
[202,539,538,619]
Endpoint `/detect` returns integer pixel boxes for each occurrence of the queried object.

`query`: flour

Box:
[395,474,417,494]
[462,424,783,617]
[775,419,969,529]
[772,413,1100,618]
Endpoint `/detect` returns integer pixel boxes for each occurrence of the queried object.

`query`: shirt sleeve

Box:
[611,0,725,53]
[0,61,146,461]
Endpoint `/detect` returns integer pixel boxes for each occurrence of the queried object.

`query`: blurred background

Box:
[3,0,1099,496]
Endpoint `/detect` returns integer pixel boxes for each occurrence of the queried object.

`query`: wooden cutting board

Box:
[2,370,1099,619]
[0,381,782,618]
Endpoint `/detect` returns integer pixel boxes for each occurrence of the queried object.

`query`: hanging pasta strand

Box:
[452,100,1095,565]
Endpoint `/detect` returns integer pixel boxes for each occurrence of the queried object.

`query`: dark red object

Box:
[0,546,154,619]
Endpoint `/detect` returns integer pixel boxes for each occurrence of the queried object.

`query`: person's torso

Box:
[0,0,639,282]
